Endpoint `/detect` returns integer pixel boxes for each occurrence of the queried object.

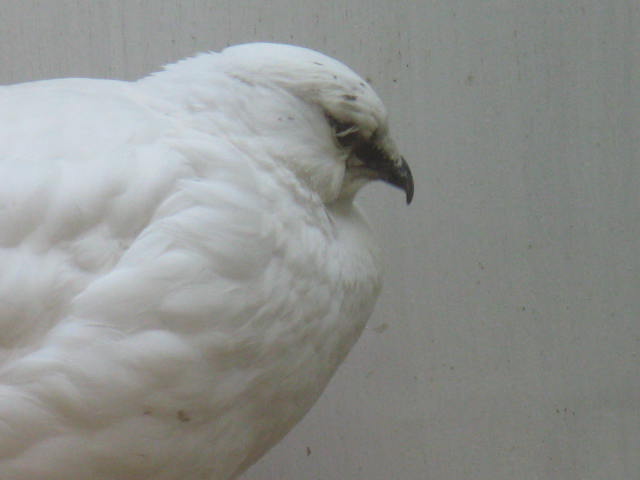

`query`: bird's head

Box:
[220,43,413,205]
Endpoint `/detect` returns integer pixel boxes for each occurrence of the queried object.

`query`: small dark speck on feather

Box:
[313,61,323,66]
[342,94,357,101]
[177,410,191,422]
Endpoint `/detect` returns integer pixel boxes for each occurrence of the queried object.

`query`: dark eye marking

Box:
[326,114,360,148]
[325,114,389,170]
[353,138,387,169]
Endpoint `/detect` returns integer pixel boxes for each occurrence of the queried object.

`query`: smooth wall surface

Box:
[1,1,638,479]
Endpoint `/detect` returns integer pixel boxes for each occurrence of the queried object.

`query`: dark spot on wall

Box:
[177,410,191,422]
[555,407,576,416]
[306,446,311,456]
[465,72,476,86]
[372,323,389,334]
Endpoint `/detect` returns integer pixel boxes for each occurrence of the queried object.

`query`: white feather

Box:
[0,43,399,479]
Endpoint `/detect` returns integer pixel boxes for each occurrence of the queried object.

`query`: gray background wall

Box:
[1,1,638,479]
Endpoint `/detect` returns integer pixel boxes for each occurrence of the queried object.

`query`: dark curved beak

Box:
[354,137,414,204]
[385,156,414,204]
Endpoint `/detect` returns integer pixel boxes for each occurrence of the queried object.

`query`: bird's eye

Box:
[326,114,360,148]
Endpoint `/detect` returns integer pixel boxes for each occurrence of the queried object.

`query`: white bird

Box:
[0,43,413,479]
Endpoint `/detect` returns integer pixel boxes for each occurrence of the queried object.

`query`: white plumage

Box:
[0,43,412,479]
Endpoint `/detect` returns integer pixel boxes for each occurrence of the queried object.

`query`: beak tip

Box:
[402,161,414,205]
[405,184,413,205]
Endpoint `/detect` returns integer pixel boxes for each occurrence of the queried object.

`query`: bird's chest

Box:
[204,211,379,401]
[191,205,382,476]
